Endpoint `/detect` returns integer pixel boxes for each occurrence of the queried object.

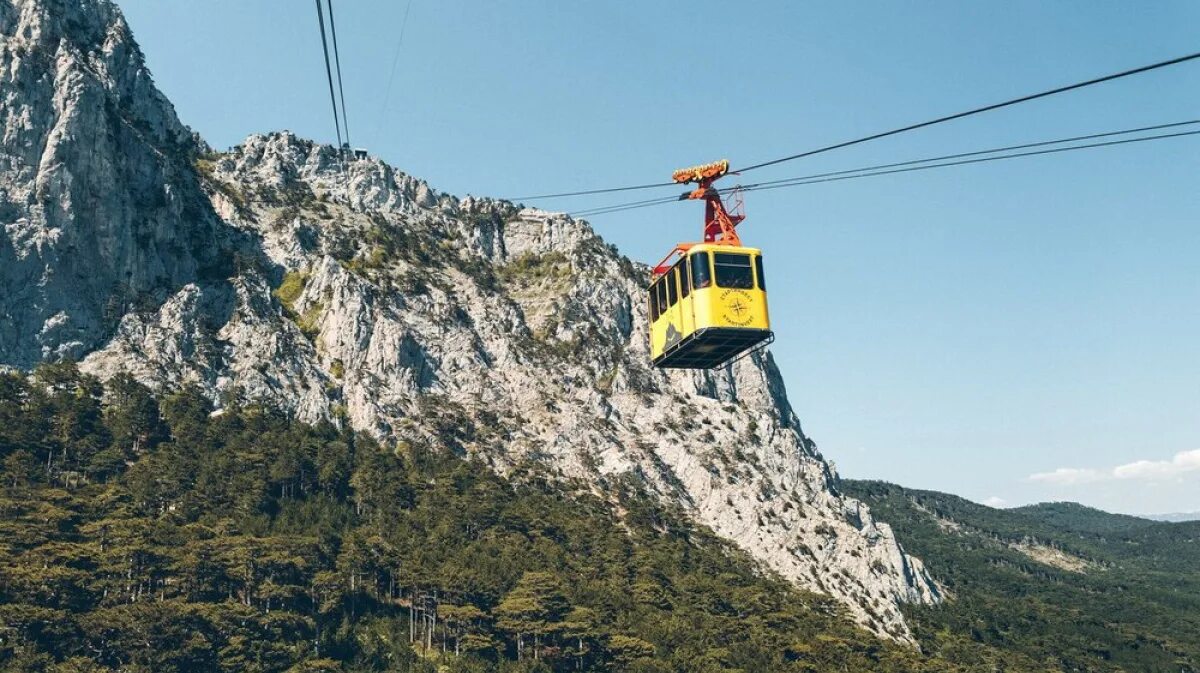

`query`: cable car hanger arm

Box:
[672,159,744,248]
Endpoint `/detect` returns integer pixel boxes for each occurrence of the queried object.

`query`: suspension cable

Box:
[509,179,678,203]
[374,0,414,146]
[733,51,1200,174]
[738,129,1200,196]
[516,51,1200,202]
[314,0,343,153]
[570,194,681,217]
[326,0,352,153]
[569,125,1200,218]
[569,121,1200,216]
[736,119,1200,192]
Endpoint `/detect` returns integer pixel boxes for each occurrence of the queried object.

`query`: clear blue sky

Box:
[119,1,1200,515]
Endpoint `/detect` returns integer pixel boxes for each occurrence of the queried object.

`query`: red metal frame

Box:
[652,160,745,277]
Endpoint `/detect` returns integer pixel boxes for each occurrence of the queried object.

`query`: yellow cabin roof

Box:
[683,243,762,255]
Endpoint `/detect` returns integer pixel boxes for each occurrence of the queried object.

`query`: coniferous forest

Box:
[0,364,923,673]
[844,481,1200,673]
[2,364,1197,672]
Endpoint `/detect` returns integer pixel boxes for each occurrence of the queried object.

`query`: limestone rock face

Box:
[0,0,242,366]
[0,0,940,639]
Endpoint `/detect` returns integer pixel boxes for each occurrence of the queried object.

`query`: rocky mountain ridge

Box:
[0,0,939,639]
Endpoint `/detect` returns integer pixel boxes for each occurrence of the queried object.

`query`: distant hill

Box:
[1147,511,1200,523]
[1011,501,1157,533]
[844,480,1200,672]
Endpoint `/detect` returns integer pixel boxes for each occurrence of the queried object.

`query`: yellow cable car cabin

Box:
[649,243,772,368]
[647,159,773,369]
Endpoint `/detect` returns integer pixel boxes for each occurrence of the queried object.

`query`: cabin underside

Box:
[652,327,774,369]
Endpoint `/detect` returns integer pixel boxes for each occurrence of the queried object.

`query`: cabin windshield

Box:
[713,253,754,289]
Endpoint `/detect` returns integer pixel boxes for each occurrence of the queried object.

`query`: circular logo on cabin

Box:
[719,289,755,326]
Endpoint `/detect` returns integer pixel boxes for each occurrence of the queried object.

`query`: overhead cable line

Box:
[570,194,681,217]
[572,119,1200,216]
[570,120,1199,216]
[326,0,352,152]
[519,50,1200,202]
[732,50,1200,174]
[569,125,1200,218]
[571,119,1200,214]
[314,0,344,155]
[736,119,1200,191]
[509,179,677,203]
[738,129,1200,195]
[374,0,414,145]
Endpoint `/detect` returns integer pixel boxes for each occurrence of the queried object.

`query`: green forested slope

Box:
[844,480,1200,673]
[4,364,1197,672]
[0,364,957,673]
[1010,501,1157,534]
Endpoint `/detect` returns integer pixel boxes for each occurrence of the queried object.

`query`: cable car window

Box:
[656,279,667,318]
[679,259,691,299]
[666,269,678,307]
[714,253,754,289]
[649,281,660,322]
[754,255,766,291]
[690,252,712,290]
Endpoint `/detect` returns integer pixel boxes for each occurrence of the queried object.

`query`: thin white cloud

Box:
[1027,467,1107,485]
[983,496,1007,508]
[1028,449,1200,485]
[1113,449,1200,480]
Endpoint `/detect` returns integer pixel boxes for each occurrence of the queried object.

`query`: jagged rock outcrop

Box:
[0,0,940,639]
[0,0,243,366]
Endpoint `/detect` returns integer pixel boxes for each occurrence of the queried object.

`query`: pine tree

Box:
[104,373,165,456]
[494,571,569,661]
[3,449,37,488]
[560,606,600,671]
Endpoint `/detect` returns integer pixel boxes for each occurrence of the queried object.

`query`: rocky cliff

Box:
[0,0,940,639]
